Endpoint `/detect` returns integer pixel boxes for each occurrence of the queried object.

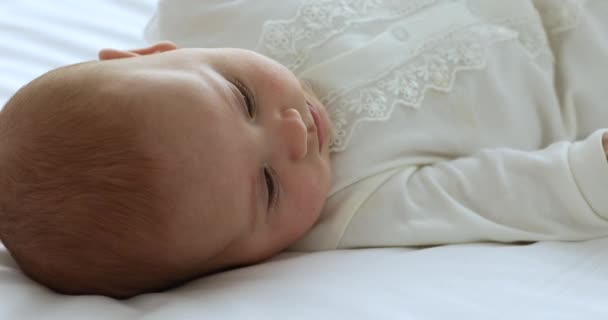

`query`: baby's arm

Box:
[339,130,608,247]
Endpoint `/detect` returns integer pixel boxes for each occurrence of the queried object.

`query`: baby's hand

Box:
[603,132,608,160]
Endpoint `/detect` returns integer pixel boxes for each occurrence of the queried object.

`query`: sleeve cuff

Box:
[569,129,608,218]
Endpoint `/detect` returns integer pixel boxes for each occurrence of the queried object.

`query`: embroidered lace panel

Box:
[324,25,517,151]
[256,0,586,152]
[255,0,440,71]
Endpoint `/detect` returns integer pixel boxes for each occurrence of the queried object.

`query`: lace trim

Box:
[255,0,440,71]
[324,25,517,152]
[254,0,554,152]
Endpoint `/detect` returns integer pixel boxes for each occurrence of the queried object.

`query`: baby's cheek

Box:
[278,163,330,244]
[296,183,326,226]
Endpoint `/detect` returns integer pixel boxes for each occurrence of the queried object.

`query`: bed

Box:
[1,0,608,319]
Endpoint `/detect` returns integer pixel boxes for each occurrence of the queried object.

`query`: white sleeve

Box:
[338,130,608,248]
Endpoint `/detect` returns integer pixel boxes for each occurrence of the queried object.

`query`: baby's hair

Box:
[0,63,183,298]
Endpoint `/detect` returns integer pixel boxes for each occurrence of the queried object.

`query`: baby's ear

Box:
[98,41,177,61]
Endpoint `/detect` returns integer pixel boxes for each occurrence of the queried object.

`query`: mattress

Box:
[1,1,607,319]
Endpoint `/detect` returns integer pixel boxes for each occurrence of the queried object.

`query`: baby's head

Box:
[0,43,332,298]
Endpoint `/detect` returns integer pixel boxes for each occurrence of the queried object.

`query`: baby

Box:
[5,0,608,300]
[0,42,332,298]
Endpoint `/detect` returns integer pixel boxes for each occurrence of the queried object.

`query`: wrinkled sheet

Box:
[1,240,608,319]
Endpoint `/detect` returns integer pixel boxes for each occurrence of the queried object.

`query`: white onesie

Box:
[146,0,608,250]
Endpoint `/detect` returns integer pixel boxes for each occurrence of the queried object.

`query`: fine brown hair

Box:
[0,63,182,298]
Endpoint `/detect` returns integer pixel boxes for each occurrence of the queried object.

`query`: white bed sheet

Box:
[0,0,153,107]
[1,1,607,319]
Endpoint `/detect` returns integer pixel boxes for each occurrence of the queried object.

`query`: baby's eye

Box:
[233,80,255,118]
[264,167,277,209]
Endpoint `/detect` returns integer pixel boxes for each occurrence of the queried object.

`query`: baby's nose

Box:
[280,108,308,160]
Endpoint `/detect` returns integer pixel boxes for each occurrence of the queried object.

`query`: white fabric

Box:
[2,240,608,319]
[147,0,608,251]
[1,0,608,319]
[0,0,154,107]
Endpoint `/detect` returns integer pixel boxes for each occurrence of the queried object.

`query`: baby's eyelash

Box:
[264,167,278,210]
[232,79,255,118]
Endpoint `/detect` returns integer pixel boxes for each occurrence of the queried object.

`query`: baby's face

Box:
[98,44,332,272]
